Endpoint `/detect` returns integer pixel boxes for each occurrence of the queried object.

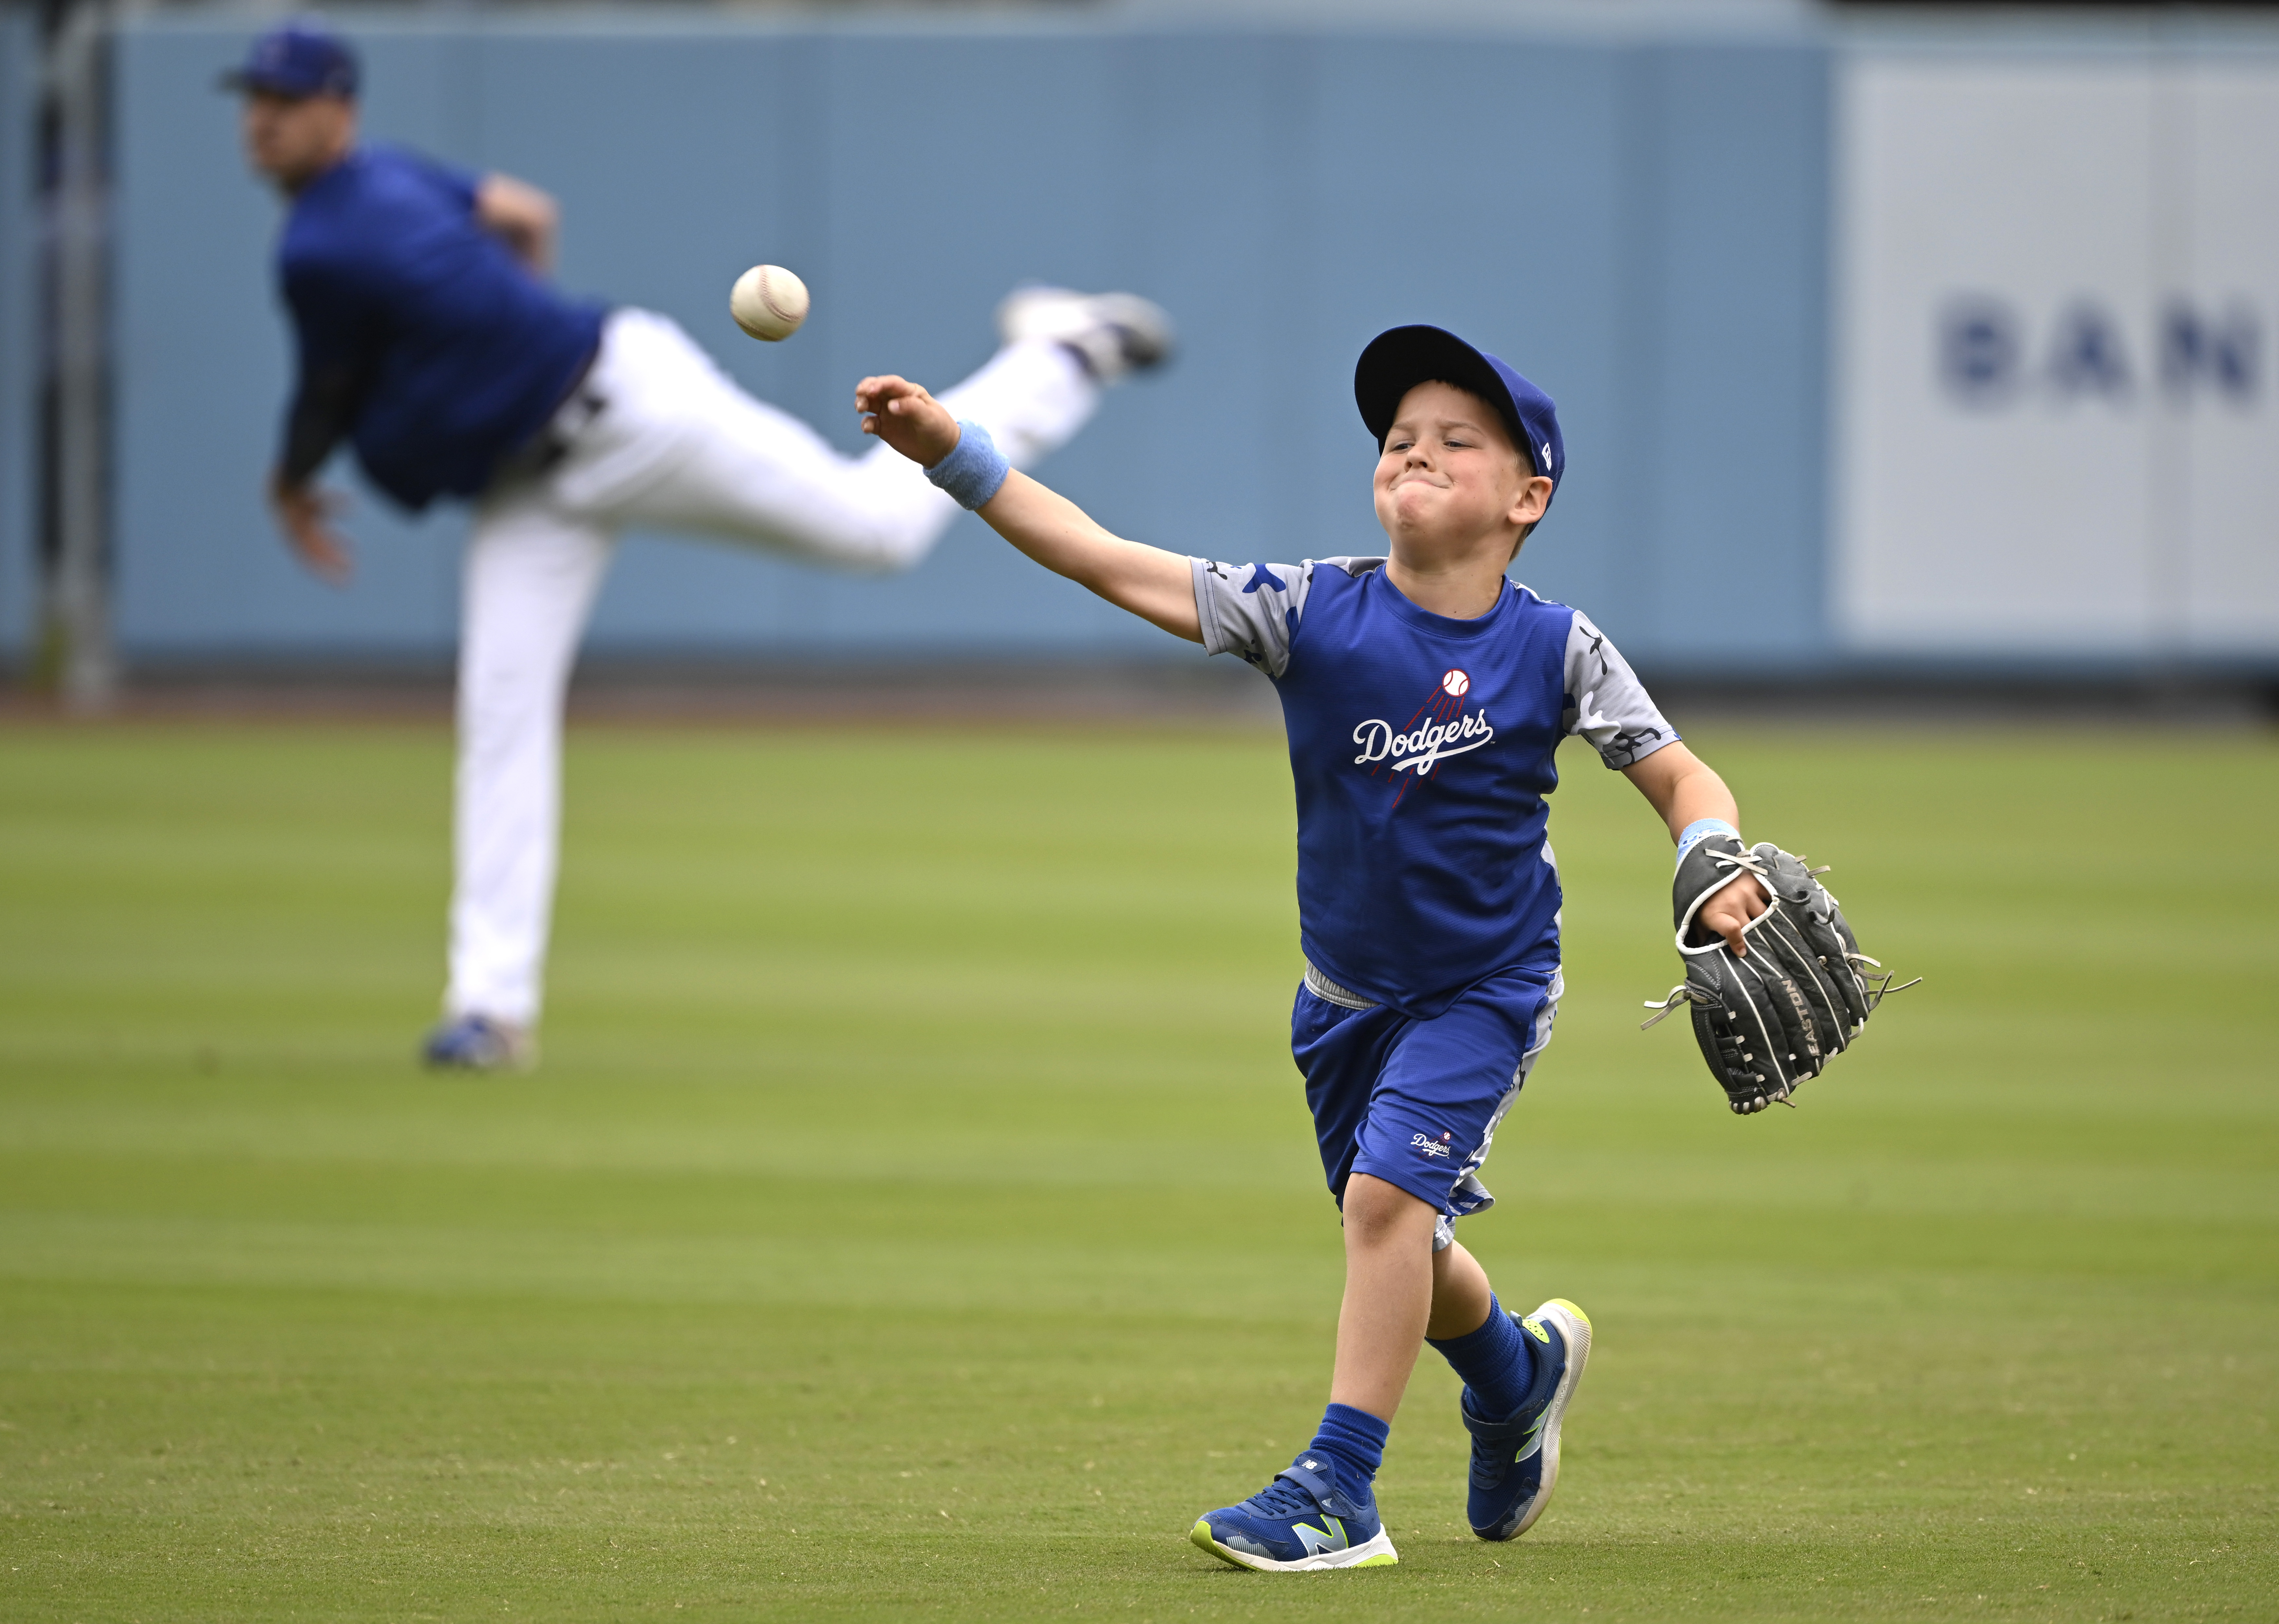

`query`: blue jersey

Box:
[1192,556,1678,1020]
[275,145,605,510]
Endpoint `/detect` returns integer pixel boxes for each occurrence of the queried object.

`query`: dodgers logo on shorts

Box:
[1350,670,1496,807]
[1411,1129,1455,1160]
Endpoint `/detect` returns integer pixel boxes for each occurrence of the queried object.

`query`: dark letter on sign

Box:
[2048,302,2132,400]
[2161,302,2260,405]
[1938,296,2022,407]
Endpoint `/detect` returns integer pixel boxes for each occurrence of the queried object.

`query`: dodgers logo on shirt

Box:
[1351,668,1495,806]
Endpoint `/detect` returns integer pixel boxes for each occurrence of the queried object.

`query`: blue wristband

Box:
[1676,817,1740,866]
[924,420,1011,510]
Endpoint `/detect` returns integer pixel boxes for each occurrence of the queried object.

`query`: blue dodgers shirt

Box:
[1193,556,1680,1021]
[276,145,605,510]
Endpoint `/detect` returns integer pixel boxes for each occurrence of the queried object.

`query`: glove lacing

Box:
[1643,849,1920,1033]
[1639,953,1919,1031]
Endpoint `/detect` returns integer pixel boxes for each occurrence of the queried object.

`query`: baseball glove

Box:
[1641,833,1913,1114]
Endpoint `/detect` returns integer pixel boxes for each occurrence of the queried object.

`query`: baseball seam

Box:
[758,273,796,323]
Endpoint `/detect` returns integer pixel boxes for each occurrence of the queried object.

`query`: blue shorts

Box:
[1291,962,1562,1251]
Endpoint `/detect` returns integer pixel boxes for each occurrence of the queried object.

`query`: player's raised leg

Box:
[592,291,1168,573]
[425,495,613,1069]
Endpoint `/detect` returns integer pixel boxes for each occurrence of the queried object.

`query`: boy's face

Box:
[1372,380,1551,559]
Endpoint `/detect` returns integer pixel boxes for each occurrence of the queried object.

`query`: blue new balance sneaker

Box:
[1189,1454,1398,1572]
[1460,1297,1592,1540]
[420,1013,534,1073]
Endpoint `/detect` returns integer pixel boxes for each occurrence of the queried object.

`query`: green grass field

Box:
[1,718,2272,1622]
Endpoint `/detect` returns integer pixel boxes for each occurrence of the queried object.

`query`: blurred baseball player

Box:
[228,20,1169,1070]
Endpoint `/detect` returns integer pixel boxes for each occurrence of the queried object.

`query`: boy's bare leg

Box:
[1429,1241,1497,1340]
[1330,1174,1496,1420]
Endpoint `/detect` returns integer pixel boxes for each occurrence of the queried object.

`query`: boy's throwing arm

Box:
[855,374,1201,642]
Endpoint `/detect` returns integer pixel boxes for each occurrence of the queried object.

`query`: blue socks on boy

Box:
[1304,1403,1390,1498]
[1427,1293,1537,1419]
[1298,1297,1535,1500]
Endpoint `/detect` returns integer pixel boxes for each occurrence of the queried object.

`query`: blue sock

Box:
[1428,1293,1537,1418]
[1304,1402,1389,1499]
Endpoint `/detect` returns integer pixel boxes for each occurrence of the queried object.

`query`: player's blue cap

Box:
[221,20,360,100]
[1355,325,1565,512]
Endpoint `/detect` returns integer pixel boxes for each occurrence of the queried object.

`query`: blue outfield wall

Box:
[0,3,35,664]
[106,12,1830,669]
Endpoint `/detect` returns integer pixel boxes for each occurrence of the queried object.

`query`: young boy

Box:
[855,325,1768,1571]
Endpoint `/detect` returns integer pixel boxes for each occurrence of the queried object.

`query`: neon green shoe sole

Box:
[1189,1515,1398,1571]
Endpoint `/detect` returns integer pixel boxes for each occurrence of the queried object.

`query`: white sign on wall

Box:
[1835,52,2279,657]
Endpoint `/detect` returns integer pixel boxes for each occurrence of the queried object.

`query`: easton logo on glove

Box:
[1641,834,1915,1116]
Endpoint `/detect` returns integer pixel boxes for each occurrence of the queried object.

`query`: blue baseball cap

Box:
[222,20,360,100]
[1354,325,1565,512]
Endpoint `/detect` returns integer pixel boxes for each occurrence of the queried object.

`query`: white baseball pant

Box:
[446,307,1098,1027]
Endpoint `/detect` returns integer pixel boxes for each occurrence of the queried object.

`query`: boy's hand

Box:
[1694,874,1769,957]
[855,375,961,469]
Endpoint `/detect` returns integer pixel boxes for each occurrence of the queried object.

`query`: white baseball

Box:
[729,264,809,342]
[1443,669,1470,697]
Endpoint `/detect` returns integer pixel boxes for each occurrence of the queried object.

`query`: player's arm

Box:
[855,374,1201,642]
[1623,742,1738,841]
[475,174,559,275]
[1621,742,1767,955]
[269,265,375,584]
[270,455,355,585]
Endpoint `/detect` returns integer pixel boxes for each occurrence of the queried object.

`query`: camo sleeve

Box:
[1190,559,1316,679]
[1562,609,1679,769]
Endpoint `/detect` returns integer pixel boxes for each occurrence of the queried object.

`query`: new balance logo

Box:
[1294,1515,1348,1556]
[1513,1409,1549,1463]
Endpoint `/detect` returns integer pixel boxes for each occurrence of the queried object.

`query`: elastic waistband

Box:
[540,336,607,437]
[1303,960,1566,1016]
[1303,961,1379,1011]
[488,342,606,490]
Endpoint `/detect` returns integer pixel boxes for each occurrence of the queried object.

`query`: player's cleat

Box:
[1460,1297,1592,1541]
[996,285,1174,383]
[419,1013,535,1073]
[1188,1453,1397,1572]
